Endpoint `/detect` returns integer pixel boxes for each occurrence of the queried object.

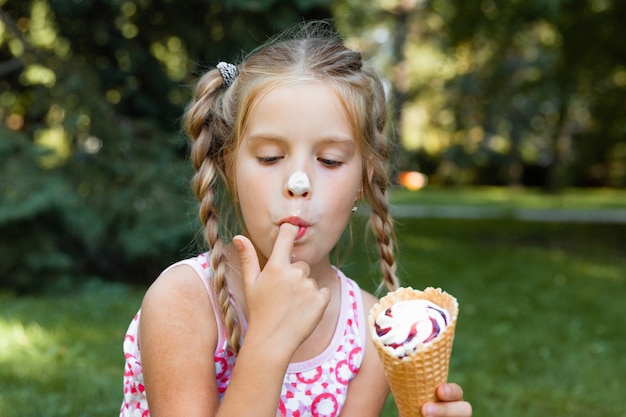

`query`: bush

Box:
[0,123,199,293]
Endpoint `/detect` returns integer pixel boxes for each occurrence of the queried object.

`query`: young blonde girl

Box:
[120,21,471,417]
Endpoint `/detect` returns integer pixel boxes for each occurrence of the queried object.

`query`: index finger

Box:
[268,222,299,264]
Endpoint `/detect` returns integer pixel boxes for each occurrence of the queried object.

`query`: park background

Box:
[1,1,625,416]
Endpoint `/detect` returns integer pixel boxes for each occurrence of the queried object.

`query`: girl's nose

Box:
[286,171,310,197]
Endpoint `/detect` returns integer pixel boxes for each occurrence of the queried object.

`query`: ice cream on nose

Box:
[287,171,310,195]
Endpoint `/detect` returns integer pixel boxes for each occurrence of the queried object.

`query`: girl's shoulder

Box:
[359,289,380,311]
[160,253,213,282]
[140,253,214,318]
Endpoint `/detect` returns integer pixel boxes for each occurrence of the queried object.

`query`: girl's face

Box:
[235,80,363,270]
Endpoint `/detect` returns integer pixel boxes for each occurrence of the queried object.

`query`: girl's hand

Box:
[421,383,472,417]
[234,223,331,354]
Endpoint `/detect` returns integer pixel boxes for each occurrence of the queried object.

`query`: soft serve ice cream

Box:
[374,299,450,358]
[368,287,459,417]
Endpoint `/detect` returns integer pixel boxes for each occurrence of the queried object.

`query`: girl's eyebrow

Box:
[244,133,286,144]
[245,132,356,149]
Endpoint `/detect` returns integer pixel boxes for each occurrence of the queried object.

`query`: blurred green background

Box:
[1,1,625,416]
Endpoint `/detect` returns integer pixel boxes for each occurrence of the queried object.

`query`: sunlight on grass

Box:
[390,186,626,209]
[0,318,61,376]
[0,283,144,417]
[576,260,623,282]
[1,219,624,417]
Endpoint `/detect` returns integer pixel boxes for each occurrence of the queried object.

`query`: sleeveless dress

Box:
[120,253,367,417]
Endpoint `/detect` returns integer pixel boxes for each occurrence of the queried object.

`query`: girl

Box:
[120,21,471,417]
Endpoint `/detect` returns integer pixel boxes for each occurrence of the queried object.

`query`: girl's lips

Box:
[279,217,310,240]
[295,225,307,240]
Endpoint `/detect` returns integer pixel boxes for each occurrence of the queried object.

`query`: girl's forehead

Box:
[239,80,356,143]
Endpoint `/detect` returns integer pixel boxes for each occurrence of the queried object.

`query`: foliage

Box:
[2,0,625,293]
[0,0,333,292]
[334,0,626,188]
[432,0,626,189]
[1,218,624,416]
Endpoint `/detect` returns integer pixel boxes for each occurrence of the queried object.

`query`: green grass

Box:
[0,281,144,417]
[390,186,626,210]
[344,218,626,417]
[1,216,625,416]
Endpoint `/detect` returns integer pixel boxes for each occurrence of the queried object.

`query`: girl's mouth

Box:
[280,216,310,241]
[296,225,307,240]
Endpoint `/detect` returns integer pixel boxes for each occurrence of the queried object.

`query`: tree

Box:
[433,0,626,189]
[334,0,626,188]
[0,0,332,292]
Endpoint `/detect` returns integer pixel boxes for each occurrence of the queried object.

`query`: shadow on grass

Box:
[341,218,626,417]
[1,218,624,417]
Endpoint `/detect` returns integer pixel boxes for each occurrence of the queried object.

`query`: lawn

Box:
[1,189,625,417]
[389,186,626,210]
[348,217,626,417]
[0,281,143,417]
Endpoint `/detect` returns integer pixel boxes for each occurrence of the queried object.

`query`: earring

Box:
[351,205,358,212]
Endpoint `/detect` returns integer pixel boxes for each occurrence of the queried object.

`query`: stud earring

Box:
[351,205,358,212]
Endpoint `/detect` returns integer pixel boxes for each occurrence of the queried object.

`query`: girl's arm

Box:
[139,264,305,417]
[139,264,222,417]
[140,223,330,417]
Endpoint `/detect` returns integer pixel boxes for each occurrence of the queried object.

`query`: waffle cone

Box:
[368,287,458,417]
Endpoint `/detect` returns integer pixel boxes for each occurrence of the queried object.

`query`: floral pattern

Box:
[277,282,363,417]
[119,255,364,417]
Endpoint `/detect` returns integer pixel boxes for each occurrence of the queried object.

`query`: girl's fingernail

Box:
[422,403,436,417]
[233,236,243,251]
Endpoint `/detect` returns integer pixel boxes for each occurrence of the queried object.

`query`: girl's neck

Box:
[309,261,339,289]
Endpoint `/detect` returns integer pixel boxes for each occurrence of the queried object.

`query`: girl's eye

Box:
[318,158,343,168]
[257,156,283,165]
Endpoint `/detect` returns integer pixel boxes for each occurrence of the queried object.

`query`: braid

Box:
[368,181,399,292]
[186,70,243,354]
[363,67,399,292]
[206,218,242,354]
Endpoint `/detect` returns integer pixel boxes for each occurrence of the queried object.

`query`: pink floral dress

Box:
[120,253,366,417]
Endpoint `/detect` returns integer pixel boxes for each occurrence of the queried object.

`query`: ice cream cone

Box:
[368,287,459,417]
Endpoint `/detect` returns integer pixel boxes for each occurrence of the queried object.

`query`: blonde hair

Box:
[184,21,399,354]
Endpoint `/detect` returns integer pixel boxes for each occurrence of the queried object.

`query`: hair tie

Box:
[216,62,238,88]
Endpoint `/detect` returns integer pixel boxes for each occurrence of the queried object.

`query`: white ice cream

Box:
[374,299,450,358]
[287,171,310,196]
